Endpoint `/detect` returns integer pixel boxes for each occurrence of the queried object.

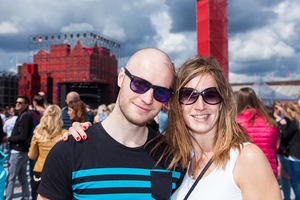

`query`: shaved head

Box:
[125,48,175,74]
[66,91,80,104]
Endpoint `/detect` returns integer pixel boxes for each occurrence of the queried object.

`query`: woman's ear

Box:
[117,68,126,88]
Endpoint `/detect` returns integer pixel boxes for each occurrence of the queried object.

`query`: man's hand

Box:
[56,122,92,143]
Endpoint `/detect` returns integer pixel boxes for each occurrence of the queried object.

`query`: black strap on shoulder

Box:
[183,157,214,200]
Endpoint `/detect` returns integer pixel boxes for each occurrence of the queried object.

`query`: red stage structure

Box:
[18,31,122,108]
[196,0,228,80]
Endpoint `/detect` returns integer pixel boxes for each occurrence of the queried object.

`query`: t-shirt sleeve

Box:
[37,140,73,199]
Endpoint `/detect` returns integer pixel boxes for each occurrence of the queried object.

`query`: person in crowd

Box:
[3,95,33,200]
[0,118,4,147]
[107,103,115,115]
[0,107,6,124]
[156,105,169,134]
[28,105,68,198]
[235,87,278,177]
[278,102,300,199]
[62,92,93,129]
[85,104,94,124]
[67,99,87,125]
[62,91,80,129]
[65,55,281,200]
[0,149,6,198]
[2,111,18,161]
[37,48,182,200]
[273,101,293,200]
[93,104,108,123]
[29,94,46,199]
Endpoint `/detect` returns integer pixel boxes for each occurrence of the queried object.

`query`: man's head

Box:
[116,48,175,126]
[33,95,44,107]
[15,95,30,114]
[65,91,80,105]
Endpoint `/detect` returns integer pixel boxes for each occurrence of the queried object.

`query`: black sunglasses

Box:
[124,68,173,102]
[16,101,24,105]
[179,87,222,105]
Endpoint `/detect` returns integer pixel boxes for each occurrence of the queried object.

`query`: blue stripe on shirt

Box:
[72,168,181,179]
[73,192,155,200]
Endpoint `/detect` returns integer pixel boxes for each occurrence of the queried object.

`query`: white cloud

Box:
[150,11,196,67]
[60,23,94,33]
[0,21,18,34]
[103,24,126,42]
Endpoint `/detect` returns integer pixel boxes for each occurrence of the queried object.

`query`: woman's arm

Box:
[234,144,281,200]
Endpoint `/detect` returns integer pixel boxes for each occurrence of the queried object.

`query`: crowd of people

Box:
[0,47,298,200]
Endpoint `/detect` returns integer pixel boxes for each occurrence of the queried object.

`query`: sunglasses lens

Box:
[179,88,198,105]
[131,77,151,93]
[202,88,221,105]
[154,87,172,102]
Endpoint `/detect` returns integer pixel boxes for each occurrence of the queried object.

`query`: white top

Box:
[3,116,17,137]
[171,146,243,200]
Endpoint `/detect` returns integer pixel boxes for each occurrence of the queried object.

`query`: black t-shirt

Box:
[38,123,183,200]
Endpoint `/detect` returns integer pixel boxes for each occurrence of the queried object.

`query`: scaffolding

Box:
[26,31,123,106]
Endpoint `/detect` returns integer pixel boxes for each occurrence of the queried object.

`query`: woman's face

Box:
[181,73,221,137]
[68,107,75,120]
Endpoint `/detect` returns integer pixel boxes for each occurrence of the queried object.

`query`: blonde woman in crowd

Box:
[107,103,115,115]
[93,104,108,123]
[28,105,68,198]
[279,102,300,199]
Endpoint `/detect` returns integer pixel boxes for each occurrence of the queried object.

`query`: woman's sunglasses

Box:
[124,68,173,102]
[179,87,222,105]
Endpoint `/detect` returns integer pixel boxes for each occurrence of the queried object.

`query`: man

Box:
[3,95,33,200]
[62,91,80,129]
[62,91,93,129]
[37,48,182,199]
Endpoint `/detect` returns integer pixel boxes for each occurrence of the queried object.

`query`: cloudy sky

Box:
[0,0,299,83]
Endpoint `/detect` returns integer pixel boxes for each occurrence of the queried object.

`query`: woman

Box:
[273,101,293,200]
[279,102,300,199]
[93,104,108,124]
[68,99,87,124]
[28,105,68,197]
[235,87,278,177]
[159,55,281,199]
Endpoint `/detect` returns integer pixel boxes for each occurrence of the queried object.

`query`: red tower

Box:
[196,0,228,80]
[18,64,41,103]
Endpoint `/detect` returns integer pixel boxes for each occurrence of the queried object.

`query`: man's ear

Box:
[117,68,126,88]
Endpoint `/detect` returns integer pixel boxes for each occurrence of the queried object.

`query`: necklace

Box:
[190,156,204,179]
[190,154,212,179]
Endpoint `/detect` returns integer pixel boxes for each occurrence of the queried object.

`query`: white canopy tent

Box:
[250,77,297,106]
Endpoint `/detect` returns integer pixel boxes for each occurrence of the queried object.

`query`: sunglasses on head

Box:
[179,87,222,105]
[124,68,173,102]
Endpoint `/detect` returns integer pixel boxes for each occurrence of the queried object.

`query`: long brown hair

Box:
[68,100,87,124]
[154,55,251,170]
[236,87,277,128]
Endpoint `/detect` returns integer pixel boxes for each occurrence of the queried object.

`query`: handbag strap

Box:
[183,157,214,200]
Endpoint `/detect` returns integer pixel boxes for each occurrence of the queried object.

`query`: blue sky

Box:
[0,0,299,83]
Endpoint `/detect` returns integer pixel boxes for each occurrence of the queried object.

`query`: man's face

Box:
[117,50,174,126]
[15,98,28,113]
